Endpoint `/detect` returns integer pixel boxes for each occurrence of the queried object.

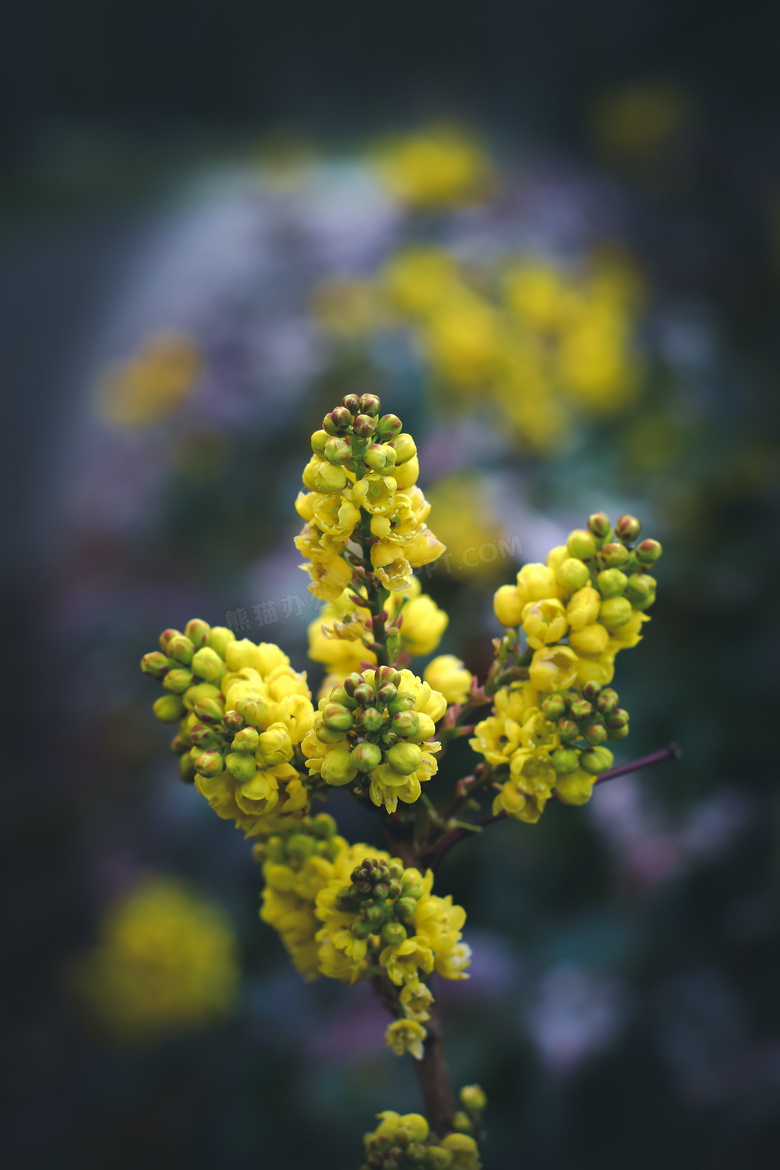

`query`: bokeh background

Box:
[4,2,780,1167]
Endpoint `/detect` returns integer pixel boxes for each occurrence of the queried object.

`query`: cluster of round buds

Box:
[559,512,661,618]
[141,619,235,782]
[251,814,342,867]
[542,680,629,776]
[315,666,435,786]
[308,393,418,492]
[334,858,425,946]
[451,1084,488,1141]
[361,1111,480,1170]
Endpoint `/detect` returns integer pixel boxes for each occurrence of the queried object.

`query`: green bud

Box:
[391,711,420,737]
[323,702,354,732]
[557,557,591,592]
[331,405,353,429]
[178,753,196,783]
[225,752,257,781]
[168,634,194,666]
[376,666,401,688]
[191,646,226,682]
[208,626,236,658]
[615,514,641,543]
[350,918,374,939]
[365,904,385,926]
[161,668,193,694]
[388,860,404,880]
[558,719,579,743]
[184,682,221,712]
[153,694,185,723]
[328,685,358,710]
[159,628,182,653]
[324,436,353,465]
[588,512,612,540]
[599,596,633,629]
[605,708,629,729]
[311,813,337,839]
[389,433,417,464]
[460,1084,487,1114]
[313,462,348,493]
[193,696,224,725]
[386,742,422,775]
[234,695,267,727]
[364,443,397,474]
[353,683,375,707]
[566,529,597,561]
[223,709,245,731]
[191,723,220,748]
[286,833,316,862]
[377,683,398,705]
[343,672,364,695]
[581,681,601,703]
[194,750,224,777]
[310,428,329,453]
[342,393,361,413]
[232,727,259,753]
[428,1149,454,1170]
[381,921,407,945]
[453,1112,473,1134]
[579,746,614,776]
[316,724,347,744]
[607,724,630,740]
[141,651,174,679]
[321,749,359,786]
[601,541,630,568]
[551,748,579,774]
[541,694,567,721]
[355,707,384,733]
[395,897,417,919]
[352,742,383,772]
[388,692,416,715]
[634,590,656,611]
[596,688,619,715]
[185,618,211,647]
[584,721,608,746]
[376,413,403,439]
[405,1143,428,1164]
[359,393,381,417]
[570,698,593,721]
[170,734,188,754]
[597,569,627,598]
[352,413,377,438]
[624,573,656,604]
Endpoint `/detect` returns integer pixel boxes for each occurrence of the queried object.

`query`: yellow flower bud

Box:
[568,622,610,657]
[424,655,471,704]
[599,596,633,629]
[191,647,226,682]
[393,455,420,488]
[554,767,595,805]
[516,563,560,603]
[313,462,348,494]
[545,544,569,574]
[557,557,591,593]
[567,586,601,631]
[320,748,359,786]
[153,694,185,723]
[208,626,236,658]
[493,584,524,627]
[386,742,423,775]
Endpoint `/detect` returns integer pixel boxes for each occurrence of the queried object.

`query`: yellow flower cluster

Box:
[253,816,470,1046]
[316,244,643,457]
[296,393,444,601]
[141,620,314,834]
[473,513,661,822]
[301,666,446,813]
[362,1108,482,1169]
[308,577,449,693]
[71,878,238,1044]
[373,124,494,210]
[96,332,201,427]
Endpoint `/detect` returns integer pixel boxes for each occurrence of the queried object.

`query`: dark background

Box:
[3,3,780,1169]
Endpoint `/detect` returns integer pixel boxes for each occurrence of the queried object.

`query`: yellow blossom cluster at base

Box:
[473,513,661,822]
[71,878,238,1044]
[362,1110,482,1169]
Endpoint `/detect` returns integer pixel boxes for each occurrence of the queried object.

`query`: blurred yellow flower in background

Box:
[96,333,202,427]
[374,124,494,210]
[71,878,239,1045]
[425,476,504,578]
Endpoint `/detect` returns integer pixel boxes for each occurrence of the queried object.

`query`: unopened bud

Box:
[355,707,384,733]
[584,721,608,746]
[159,628,182,653]
[208,626,236,658]
[193,696,224,725]
[607,723,630,740]
[364,443,397,473]
[557,558,591,592]
[353,683,375,707]
[324,436,353,466]
[286,833,317,862]
[168,634,194,666]
[395,897,417,919]
[342,393,361,413]
[596,688,619,715]
[581,681,602,703]
[343,672,364,696]
[615,514,641,543]
[570,698,593,721]
[377,683,398,705]
[359,393,381,417]
[313,462,348,493]
[376,413,403,439]
[223,709,244,731]
[558,719,579,742]
[178,754,196,783]
[460,1084,487,1114]
[225,752,257,781]
[388,692,416,715]
[194,750,224,777]
[552,748,579,774]
[580,746,614,776]
[386,742,422,775]
[328,686,357,710]
[353,413,377,437]
[321,749,359,786]
[153,694,185,723]
[235,695,267,727]
[566,529,597,561]
[191,723,220,748]
[625,573,656,604]
[389,433,417,464]
[601,542,630,568]
[541,694,567,720]
[310,428,329,453]
[375,666,400,688]
[599,596,633,629]
[453,1112,473,1134]
[185,618,211,647]
[191,646,226,682]
[588,512,612,539]
[605,708,629,729]
[597,568,627,598]
[232,727,259,752]
[141,651,174,679]
[323,703,354,732]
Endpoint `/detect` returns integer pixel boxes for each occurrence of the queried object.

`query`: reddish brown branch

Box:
[413,999,456,1137]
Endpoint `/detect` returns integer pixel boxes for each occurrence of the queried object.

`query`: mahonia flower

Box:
[386,1018,427,1060]
[474,513,661,821]
[361,1105,483,1169]
[96,332,201,427]
[301,666,446,813]
[423,655,472,706]
[296,393,444,605]
[374,124,494,210]
[140,619,315,835]
[71,878,238,1044]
